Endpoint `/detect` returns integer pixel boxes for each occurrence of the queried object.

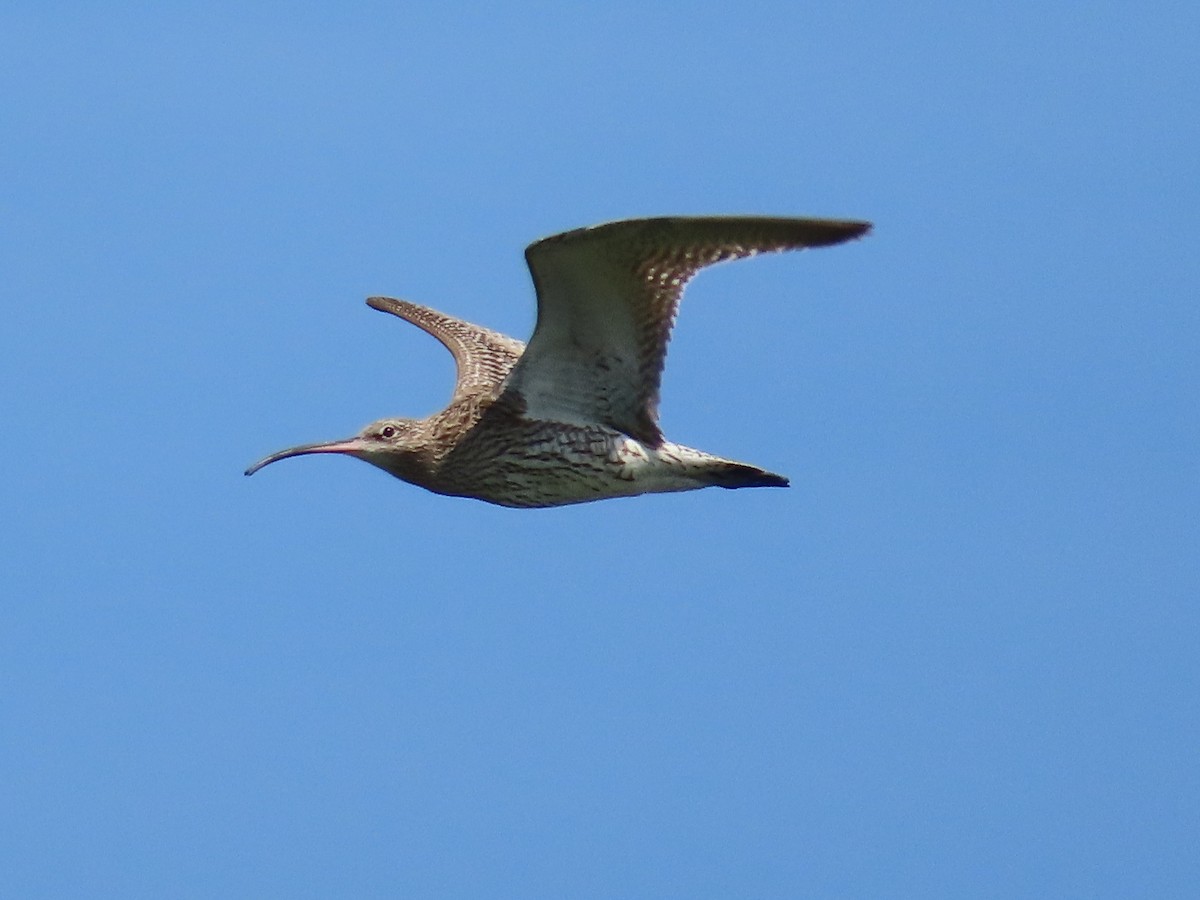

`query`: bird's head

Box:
[244,417,425,479]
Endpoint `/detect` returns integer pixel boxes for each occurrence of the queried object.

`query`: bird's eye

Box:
[380,425,397,439]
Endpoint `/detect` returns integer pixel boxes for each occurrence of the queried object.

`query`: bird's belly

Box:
[433,426,693,508]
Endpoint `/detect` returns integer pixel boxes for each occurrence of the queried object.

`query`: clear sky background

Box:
[2,3,1197,897]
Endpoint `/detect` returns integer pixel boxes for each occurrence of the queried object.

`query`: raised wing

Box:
[366,296,526,401]
[501,216,871,445]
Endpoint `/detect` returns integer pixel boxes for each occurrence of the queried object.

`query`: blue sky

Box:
[2,3,1197,896]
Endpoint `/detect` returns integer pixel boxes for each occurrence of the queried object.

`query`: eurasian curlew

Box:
[246,216,870,507]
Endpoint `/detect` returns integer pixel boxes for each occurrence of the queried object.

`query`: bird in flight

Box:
[246,215,870,507]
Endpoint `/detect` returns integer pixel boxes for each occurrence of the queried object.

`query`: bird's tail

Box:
[703,460,790,490]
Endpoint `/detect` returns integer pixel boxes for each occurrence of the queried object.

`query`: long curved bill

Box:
[244,438,361,476]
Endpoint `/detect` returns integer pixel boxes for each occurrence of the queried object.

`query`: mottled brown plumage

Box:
[246,215,870,507]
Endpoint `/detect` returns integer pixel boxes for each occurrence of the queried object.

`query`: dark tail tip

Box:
[710,463,790,490]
